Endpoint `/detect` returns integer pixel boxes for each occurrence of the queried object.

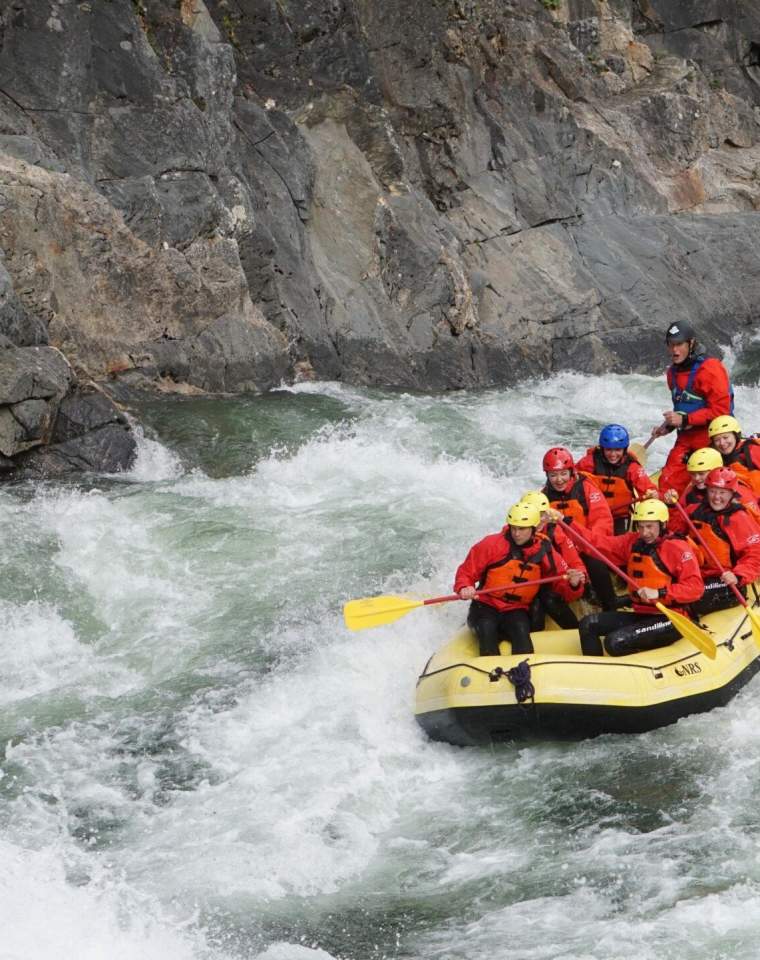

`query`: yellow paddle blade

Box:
[629,442,648,467]
[656,602,717,660]
[343,594,424,631]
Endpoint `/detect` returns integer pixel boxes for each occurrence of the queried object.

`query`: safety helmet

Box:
[705,467,740,492]
[665,321,697,344]
[631,500,669,525]
[542,446,574,472]
[707,415,741,439]
[505,502,541,528]
[687,447,723,473]
[598,424,630,449]
[521,490,550,512]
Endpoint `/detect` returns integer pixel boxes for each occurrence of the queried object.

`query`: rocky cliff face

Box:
[0,0,759,471]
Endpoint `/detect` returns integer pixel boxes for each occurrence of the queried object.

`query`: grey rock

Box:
[0,260,48,346]
[17,422,137,477]
[0,0,759,416]
[0,346,71,406]
[0,345,72,456]
[51,387,129,443]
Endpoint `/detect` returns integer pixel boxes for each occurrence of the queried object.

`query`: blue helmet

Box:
[599,424,629,449]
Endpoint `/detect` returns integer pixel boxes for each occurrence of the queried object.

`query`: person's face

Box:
[602,447,624,464]
[712,432,737,455]
[707,486,733,511]
[667,340,691,364]
[667,340,690,363]
[547,469,571,490]
[690,469,709,489]
[510,526,533,546]
[636,520,661,544]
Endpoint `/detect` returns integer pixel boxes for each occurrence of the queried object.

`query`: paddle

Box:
[672,500,760,648]
[629,423,666,467]
[343,575,568,631]
[555,517,717,659]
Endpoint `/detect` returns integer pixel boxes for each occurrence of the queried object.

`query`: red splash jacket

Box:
[592,531,704,614]
[454,527,584,613]
[666,356,732,435]
[688,502,760,585]
[542,474,614,541]
[576,448,658,519]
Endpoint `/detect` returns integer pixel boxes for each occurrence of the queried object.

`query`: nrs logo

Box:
[675,662,702,677]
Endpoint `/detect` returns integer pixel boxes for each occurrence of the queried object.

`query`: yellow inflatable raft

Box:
[414,596,760,745]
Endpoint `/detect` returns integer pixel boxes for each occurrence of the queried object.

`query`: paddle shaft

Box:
[425,574,567,606]
[556,512,718,660]
[645,422,669,448]
[672,500,747,608]
[555,518,639,592]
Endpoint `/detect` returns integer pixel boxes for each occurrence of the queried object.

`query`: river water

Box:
[3,371,760,960]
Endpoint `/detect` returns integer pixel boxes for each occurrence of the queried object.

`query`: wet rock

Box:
[17,420,136,477]
[0,345,71,456]
[0,0,758,401]
[13,384,136,477]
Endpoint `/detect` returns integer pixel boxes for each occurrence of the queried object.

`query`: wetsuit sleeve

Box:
[682,358,732,429]
[727,513,760,586]
[627,460,658,498]
[661,540,704,606]
[575,451,594,474]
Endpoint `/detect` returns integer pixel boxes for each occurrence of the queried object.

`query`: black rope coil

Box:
[489,659,535,704]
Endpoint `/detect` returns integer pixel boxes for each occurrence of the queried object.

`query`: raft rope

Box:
[489,659,535,704]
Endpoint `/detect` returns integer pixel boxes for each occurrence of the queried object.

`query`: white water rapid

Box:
[3,371,760,960]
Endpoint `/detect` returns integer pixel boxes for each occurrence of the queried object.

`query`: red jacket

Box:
[576,447,658,519]
[666,356,732,433]
[688,502,760,585]
[542,474,614,541]
[593,531,704,613]
[669,483,760,535]
[667,485,704,536]
[723,438,760,496]
[454,526,584,613]
[543,521,586,573]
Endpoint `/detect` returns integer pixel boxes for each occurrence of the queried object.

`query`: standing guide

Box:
[651,322,734,495]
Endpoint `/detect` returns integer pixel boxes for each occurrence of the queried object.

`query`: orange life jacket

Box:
[627,535,697,612]
[724,440,760,496]
[628,540,672,597]
[479,536,553,606]
[543,475,589,527]
[689,502,742,572]
[586,449,635,518]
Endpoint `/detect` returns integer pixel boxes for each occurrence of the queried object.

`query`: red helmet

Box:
[542,446,574,472]
[705,466,740,492]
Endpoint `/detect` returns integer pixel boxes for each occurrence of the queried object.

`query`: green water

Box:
[3,372,760,960]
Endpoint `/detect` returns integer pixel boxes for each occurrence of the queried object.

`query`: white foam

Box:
[121,422,184,483]
[0,600,136,706]
[4,371,760,960]
[0,839,224,960]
